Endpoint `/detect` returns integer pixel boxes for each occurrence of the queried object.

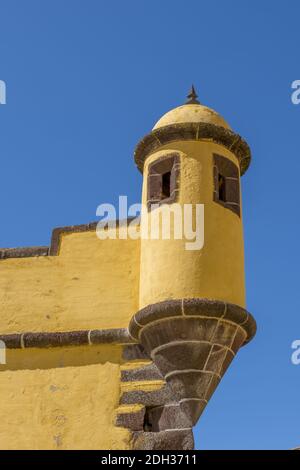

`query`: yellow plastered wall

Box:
[0,228,140,334]
[139,141,246,308]
[0,228,141,449]
[0,345,132,450]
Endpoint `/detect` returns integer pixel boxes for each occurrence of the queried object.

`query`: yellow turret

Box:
[137,88,246,308]
[129,87,256,426]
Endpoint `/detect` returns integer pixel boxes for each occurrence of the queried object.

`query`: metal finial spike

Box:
[186,85,200,104]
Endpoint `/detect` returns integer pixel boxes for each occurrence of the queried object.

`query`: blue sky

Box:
[0,0,299,450]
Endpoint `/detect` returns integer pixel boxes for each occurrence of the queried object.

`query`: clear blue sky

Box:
[0,0,299,450]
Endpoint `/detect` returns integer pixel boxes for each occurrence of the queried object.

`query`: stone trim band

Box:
[134,122,251,175]
[0,327,135,349]
[0,246,50,260]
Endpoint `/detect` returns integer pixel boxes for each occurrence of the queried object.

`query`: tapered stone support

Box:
[129,298,256,426]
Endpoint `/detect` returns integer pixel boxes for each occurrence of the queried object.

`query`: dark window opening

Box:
[218,174,226,202]
[213,154,240,217]
[162,171,171,199]
[143,408,153,432]
[147,154,180,210]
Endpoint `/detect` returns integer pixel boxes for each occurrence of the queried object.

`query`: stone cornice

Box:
[0,222,98,260]
[130,298,256,345]
[134,122,251,175]
[0,328,135,349]
[0,218,135,260]
[0,246,50,259]
[49,222,99,255]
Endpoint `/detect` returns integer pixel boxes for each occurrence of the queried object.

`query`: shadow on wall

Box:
[0,344,125,372]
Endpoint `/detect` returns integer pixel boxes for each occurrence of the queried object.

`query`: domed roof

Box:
[152,86,231,130]
[135,86,251,176]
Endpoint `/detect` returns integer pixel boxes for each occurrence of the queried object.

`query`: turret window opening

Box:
[218,173,226,203]
[162,171,171,199]
[147,153,180,211]
[213,154,240,217]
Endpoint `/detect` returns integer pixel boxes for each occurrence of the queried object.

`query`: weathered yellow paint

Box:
[139,140,245,309]
[120,360,151,371]
[116,404,144,414]
[0,345,131,450]
[153,103,231,130]
[0,229,140,334]
[121,380,165,394]
[0,227,142,449]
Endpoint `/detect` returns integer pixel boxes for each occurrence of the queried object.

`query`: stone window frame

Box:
[147,153,180,211]
[213,154,241,217]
